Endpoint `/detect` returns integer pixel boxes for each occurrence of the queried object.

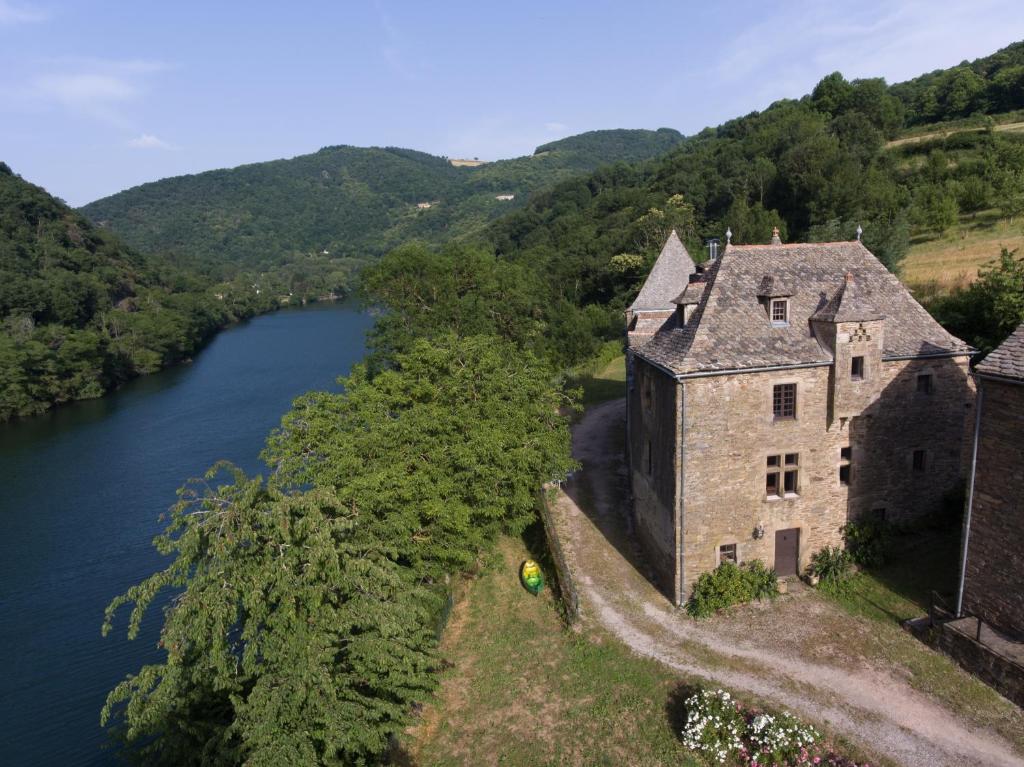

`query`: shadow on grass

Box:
[665,682,703,739]
[830,526,961,624]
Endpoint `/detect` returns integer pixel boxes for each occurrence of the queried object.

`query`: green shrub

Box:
[808,546,854,595]
[842,520,889,568]
[743,559,779,599]
[687,560,778,618]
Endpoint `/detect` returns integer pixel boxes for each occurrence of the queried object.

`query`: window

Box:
[839,446,852,486]
[851,356,864,381]
[646,440,653,476]
[767,453,799,497]
[872,507,887,523]
[770,299,788,325]
[912,449,926,472]
[719,543,737,564]
[641,373,653,413]
[917,374,934,394]
[772,383,796,420]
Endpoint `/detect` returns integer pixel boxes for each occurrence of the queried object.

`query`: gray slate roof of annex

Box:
[634,240,972,377]
[629,230,696,312]
[975,322,1024,382]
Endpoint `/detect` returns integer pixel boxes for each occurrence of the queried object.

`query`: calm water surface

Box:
[0,302,373,765]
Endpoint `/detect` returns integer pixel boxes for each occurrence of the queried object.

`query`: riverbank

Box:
[0,302,373,766]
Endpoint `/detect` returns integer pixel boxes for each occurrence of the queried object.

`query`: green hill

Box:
[79,129,684,273]
[0,163,273,421]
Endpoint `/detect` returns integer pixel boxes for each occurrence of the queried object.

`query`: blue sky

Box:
[2,0,1024,206]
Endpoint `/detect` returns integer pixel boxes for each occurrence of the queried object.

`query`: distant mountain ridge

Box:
[80,129,684,273]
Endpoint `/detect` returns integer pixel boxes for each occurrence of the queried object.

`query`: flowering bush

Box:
[747,711,820,765]
[680,689,745,764]
[680,688,871,767]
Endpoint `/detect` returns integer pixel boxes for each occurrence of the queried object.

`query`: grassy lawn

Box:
[902,210,1024,294]
[402,532,700,767]
[569,354,626,411]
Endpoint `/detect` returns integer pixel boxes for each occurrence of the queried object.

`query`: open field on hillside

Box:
[885,111,1024,148]
[902,212,1024,293]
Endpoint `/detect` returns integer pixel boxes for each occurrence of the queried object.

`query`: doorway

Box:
[774,527,800,576]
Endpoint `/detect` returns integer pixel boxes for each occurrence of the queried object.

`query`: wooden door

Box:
[774,528,799,577]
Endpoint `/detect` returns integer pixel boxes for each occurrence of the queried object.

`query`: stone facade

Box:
[961,376,1024,638]
[627,236,975,606]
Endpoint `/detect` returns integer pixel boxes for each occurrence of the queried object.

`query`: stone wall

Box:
[677,355,973,599]
[962,377,1024,638]
[934,620,1024,707]
[627,357,679,599]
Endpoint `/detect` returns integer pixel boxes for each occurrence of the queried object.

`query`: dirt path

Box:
[550,398,1024,767]
[885,120,1024,148]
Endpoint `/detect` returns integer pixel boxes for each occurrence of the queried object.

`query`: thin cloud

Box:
[128,133,175,150]
[0,1,49,25]
[25,58,170,128]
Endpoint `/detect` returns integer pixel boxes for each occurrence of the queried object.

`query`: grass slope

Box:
[403,535,699,767]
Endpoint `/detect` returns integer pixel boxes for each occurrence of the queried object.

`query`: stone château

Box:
[626,229,975,605]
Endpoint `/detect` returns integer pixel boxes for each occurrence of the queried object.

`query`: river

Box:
[0,302,373,765]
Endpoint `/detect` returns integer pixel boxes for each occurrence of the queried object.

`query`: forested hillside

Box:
[482,44,1024,359]
[0,164,274,421]
[80,129,684,273]
[892,40,1024,125]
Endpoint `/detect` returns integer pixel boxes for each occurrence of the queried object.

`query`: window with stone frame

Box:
[851,355,865,381]
[916,373,934,394]
[766,453,800,497]
[839,446,852,486]
[772,383,797,420]
[641,371,653,413]
[770,298,789,325]
[719,543,737,564]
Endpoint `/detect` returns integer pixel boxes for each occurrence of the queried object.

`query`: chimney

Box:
[771,226,782,245]
[706,237,720,261]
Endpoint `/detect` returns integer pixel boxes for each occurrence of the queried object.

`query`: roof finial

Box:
[855,224,863,241]
[725,227,732,245]
[845,271,854,284]
[771,226,781,245]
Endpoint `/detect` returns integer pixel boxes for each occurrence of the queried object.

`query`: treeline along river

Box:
[0,302,373,765]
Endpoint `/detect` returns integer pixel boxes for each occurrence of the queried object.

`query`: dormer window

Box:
[770,299,789,326]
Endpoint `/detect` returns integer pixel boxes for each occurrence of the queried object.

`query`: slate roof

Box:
[810,272,885,322]
[629,230,696,311]
[975,322,1024,382]
[634,240,972,377]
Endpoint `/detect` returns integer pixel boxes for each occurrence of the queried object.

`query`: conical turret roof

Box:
[629,230,696,312]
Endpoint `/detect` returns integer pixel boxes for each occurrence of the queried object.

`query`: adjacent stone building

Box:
[958,322,1024,639]
[627,231,975,605]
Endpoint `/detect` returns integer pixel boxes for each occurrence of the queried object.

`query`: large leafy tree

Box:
[103,334,576,765]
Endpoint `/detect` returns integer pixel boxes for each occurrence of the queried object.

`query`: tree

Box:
[102,469,440,766]
[103,335,577,765]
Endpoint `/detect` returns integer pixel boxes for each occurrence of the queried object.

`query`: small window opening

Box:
[646,440,653,476]
[719,543,737,564]
[912,449,926,472]
[851,356,864,381]
[839,446,852,486]
[773,384,796,420]
[917,374,933,394]
[770,299,788,325]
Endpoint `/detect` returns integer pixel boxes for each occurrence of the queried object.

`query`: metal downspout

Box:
[956,380,984,617]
